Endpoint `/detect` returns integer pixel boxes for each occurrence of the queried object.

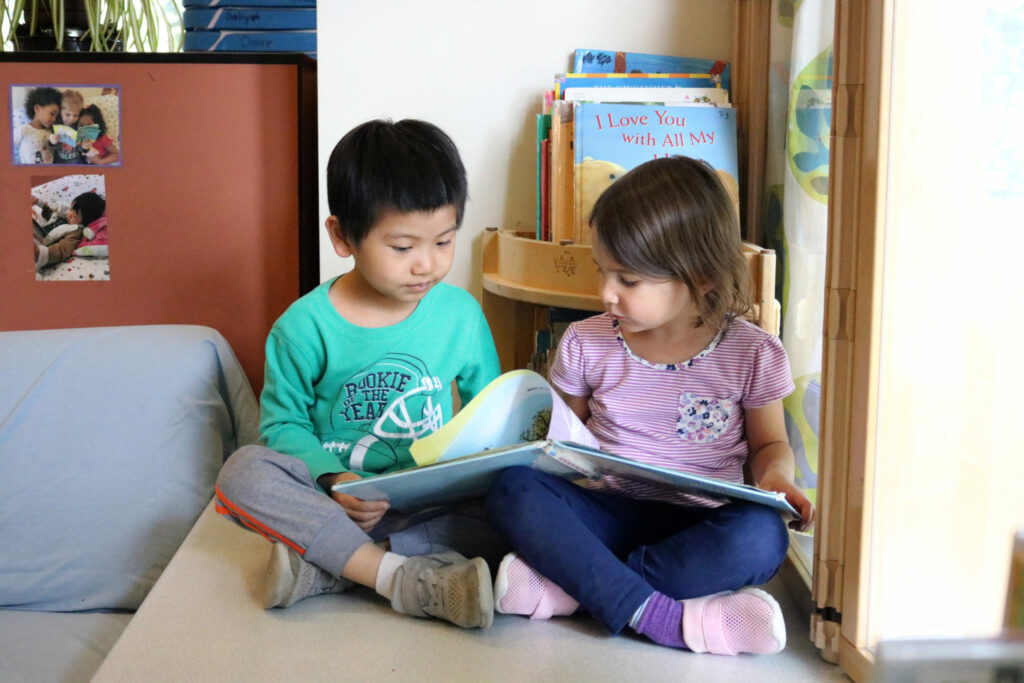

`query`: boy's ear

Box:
[325,216,355,258]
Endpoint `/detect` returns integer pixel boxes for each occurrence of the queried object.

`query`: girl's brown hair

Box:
[589,155,751,330]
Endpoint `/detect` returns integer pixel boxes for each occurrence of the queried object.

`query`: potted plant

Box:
[2,0,183,52]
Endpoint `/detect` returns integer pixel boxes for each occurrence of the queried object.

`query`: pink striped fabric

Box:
[549,314,794,506]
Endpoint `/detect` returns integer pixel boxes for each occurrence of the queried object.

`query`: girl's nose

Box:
[600,280,618,306]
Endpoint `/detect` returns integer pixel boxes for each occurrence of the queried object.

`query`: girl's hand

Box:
[758,469,816,532]
[325,471,390,532]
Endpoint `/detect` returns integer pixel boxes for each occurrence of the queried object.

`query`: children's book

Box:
[52,124,100,147]
[555,73,726,101]
[573,49,731,93]
[563,86,729,106]
[535,112,551,240]
[183,8,316,30]
[548,100,575,243]
[332,370,800,522]
[572,102,739,243]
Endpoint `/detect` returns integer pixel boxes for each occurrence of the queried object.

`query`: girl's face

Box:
[592,239,704,337]
[77,113,95,127]
[32,103,59,129]
[66,206,82,225]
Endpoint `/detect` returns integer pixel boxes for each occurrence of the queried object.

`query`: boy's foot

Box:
[262,542,351,609]
[390,551,494,628]
[681,587,787,655]
[493,552,578,620]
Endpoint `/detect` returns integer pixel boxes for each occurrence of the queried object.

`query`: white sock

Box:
[374,551,407,599]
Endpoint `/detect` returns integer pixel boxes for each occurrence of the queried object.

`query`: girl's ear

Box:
[325,216,355,258]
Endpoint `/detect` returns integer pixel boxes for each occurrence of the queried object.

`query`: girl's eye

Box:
[391,246,411,253]
[436,239,453,247]
[619,277,639,288]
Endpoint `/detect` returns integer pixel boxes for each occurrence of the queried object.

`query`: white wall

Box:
[316,1,733,293]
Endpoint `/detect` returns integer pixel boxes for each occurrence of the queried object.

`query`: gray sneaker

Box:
[390,551,494,628]
[262,542,351,609]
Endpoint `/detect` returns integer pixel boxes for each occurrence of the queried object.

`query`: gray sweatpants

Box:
[215,445,509,578]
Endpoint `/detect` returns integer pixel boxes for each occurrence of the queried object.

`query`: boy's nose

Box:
[411,251,433,275]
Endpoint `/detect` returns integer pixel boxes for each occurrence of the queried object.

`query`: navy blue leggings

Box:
[486,466,789,634]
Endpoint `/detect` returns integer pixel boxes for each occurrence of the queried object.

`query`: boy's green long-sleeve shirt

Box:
[259,278,500,488]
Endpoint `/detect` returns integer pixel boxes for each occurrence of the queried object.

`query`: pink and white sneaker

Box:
[681,587,787,655]
[493,552,579,620]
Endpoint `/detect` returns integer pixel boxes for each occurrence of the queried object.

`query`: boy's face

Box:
[328,206,458,306]
[61,103,81,126]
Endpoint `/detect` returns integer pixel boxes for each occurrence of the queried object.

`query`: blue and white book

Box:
[332,370,799,521]
[184,29,316,52]
[184,0,314,6]
[184,8,316,30]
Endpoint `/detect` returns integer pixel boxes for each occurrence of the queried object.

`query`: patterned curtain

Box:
[762,0,834,565]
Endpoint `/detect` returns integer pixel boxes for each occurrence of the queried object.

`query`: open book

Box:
[332,370,799,521]
[53,124,100,147]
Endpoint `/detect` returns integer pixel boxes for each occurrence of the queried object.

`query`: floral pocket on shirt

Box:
[676,393,735,443]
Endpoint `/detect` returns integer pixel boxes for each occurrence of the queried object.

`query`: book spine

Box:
[549,100,575,244]
[536,113,551,240]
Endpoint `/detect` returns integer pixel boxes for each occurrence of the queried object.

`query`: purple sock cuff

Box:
[635,592,687,649]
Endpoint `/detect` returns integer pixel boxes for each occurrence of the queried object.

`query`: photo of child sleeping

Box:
[10,85,121,167]
[32,174,111,282]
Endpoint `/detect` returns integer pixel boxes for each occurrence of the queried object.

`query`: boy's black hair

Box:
[77,104,107,135]
[72,191,106,225]
[24,87,62,120]
[326,119,468,245]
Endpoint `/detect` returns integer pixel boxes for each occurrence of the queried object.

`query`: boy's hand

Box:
[758,469,816,532]
[324,471,390,532]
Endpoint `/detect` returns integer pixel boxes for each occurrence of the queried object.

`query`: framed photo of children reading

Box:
[9,84,122,167]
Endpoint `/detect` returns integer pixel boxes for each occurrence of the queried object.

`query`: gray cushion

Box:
[0,325,259,611]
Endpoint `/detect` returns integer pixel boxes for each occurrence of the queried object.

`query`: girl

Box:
[486,156,815,656]
[78,105,120,165]
[14,87,61,165]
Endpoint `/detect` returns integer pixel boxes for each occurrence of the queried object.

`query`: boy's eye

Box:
[436,239,453,247]
[391,246,411,253]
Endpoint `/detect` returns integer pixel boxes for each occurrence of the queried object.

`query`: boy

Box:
[50,89,85,164]
[216,119,502,628]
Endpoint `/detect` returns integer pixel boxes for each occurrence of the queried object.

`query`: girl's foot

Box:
[681,587,787,655]
[493,552,579,619]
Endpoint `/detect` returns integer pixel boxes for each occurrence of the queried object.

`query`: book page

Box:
[409,370,598,466]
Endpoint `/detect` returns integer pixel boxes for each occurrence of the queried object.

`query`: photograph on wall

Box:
[10,85,122,167]
[32,174,110,281]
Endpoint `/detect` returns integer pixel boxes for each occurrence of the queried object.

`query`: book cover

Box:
[333,370,799,521]
[573,49,730,93]
[564,86,729,106]
[548,100,575,244]
[555,73,726,101]
[183,8,316,30]
[183,29,316,52]
[573,102,739,243]
[53,123,100,145]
